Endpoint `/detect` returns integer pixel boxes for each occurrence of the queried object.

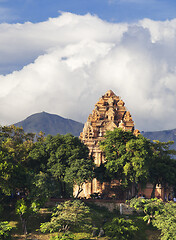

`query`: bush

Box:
[104,217,139,240]
[50,232,74,240]
[153,202,176,240]
[40,200,93,233]
[128,197,164,224]
[0,221,14,240]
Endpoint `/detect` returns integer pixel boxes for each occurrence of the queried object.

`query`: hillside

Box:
[14,111,84,137]
[142,129,176,150]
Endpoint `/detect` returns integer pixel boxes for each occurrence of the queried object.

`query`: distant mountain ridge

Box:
[14,112,84,137]
[142,129,176,150]
[14,112,176,149]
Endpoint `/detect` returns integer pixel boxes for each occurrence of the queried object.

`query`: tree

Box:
[99,128,151,192]
[0,125,35,196]
[16,199,39,235]
[153,201,176,240]
[50,232,74,240]
[0,126,53,234]
[40,200,93,234]
[0,150,15,195]
[129,198,176,239]
[28,171,53,205]
[46,134,91,197]
[15,171,53,235]
[28,132,94,199]
[128,197,164,224]
[64,158,94,198]
[149,140,176,198]
[99,128,176,198]
[0,221,14,240]
[104,217,138,240]
[27,133,47,172]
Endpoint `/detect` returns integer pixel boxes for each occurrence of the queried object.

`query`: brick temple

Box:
[74,90,138,199]
[74,90,168,200]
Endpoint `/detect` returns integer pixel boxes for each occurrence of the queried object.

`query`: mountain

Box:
[142,129,176,150]
[14,111,176,147]
[14,112,84,137]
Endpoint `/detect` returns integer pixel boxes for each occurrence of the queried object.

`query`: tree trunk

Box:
[147,218,151,225]
[59,180,66,198]
[20,215,27,235]
[151,183,156,198]
[75,186,83,199]
[63,182,66,197]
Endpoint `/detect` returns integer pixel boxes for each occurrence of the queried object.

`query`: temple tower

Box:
[75,90,138,198]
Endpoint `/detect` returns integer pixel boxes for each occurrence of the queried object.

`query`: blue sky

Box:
[1,0,176,23]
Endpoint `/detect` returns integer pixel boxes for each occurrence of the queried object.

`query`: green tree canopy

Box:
[99,128,152,188]
[99,128,176,198]
[45,133,92,197]
[0,125,35,195]
[64,158,94,198]
[149,140,176,197]
[153,201,176,240]
[128,197,164,224]
[104,217,139,240]
[40,200,93,233]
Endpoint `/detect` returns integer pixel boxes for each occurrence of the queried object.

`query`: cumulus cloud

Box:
[1,12,176,131]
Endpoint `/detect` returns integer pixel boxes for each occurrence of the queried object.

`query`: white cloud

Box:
[1,12,176,131]
[0,13,127,74]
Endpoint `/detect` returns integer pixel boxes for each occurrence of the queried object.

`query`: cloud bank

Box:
[1,13,176,131]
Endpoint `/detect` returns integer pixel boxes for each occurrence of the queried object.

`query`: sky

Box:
[1,0,176,131]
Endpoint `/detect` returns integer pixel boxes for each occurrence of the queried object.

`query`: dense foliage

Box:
[129,197,176,240]
[0,126,94,234]
[50,232,74,240]
[153,202,176,240]
[0,125,93,200]
[99,128,176,197]
[45,133,94,198]
[149,140,176,197]
[99,128,153,197]
[128,197,164,224]
[104,217,139,240]
[0,125,35,196]
[0,221,14,239]
[40,200,93,233]
[1,125,176,239]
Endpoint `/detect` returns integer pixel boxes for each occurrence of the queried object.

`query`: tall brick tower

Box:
[74,90,139,198]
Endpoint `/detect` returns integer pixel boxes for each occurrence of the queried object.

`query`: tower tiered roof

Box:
[80,90,138,142]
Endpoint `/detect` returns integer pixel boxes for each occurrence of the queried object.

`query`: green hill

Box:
[14,111,84,137]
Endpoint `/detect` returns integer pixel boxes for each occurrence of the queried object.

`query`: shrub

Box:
[153,202,176,240]
[0,221,14,240]
[128,197,164,224]
[40,200,93,233]
[104,217,139,240]
[50,232,74,240]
